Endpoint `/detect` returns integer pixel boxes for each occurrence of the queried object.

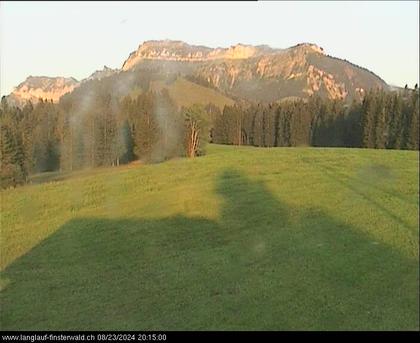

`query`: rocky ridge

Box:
[6,40,388,106]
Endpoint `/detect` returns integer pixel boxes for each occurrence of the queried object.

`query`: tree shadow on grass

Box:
[1,170,418,330]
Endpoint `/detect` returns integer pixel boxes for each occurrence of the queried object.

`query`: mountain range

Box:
[6,40,389,107]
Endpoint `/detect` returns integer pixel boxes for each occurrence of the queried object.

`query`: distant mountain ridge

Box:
[6,76,79,107]
[121,40,387,101]
[121,40,281,69]
[6,40,389,106]
[5,66,118,107]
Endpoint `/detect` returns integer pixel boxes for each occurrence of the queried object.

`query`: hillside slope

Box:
[123,40,388,102]
[149,77,235,109]
[1,145,418,330]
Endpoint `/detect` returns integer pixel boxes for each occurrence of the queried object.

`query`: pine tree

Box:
[373,90,388,149]
[0,109,27,188]
[133,93,159,162]
[361,90,377,148]
[406,91,419,150]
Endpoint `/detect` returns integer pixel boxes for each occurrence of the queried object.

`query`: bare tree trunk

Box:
[187,120,200,158]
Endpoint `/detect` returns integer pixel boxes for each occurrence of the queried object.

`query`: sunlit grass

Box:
[0,144,418,330]
[150,77,235,109]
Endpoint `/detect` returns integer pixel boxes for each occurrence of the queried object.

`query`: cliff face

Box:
[7,40,388,107]
[6,66,119,107]
[121,40,278,70]
[7,76,80,106]
[121,40,387,102]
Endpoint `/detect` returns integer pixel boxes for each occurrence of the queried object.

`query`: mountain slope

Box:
[6,40,389,107]
[83,65,119,82]
[149,77,235,109]
[122,41,388,102]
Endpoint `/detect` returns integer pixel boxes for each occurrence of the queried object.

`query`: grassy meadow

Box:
[150,77,235,110]
[0,144,418,330]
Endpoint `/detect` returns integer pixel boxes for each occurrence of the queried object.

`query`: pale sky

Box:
[1,1,419,96]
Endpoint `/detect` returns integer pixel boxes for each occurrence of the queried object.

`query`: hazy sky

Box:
[1,1,419,96]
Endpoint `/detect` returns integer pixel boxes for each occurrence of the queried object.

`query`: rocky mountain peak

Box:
[122,40,278,70]
[84,65,118,82]
[290,42,325,54]
[7,76,79,107]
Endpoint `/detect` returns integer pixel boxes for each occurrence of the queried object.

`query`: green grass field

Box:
[0,144,418,330]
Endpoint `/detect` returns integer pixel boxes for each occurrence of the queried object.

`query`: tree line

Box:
[1,82,418,189]
[211,88,419,150]
[1,86,208,188]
